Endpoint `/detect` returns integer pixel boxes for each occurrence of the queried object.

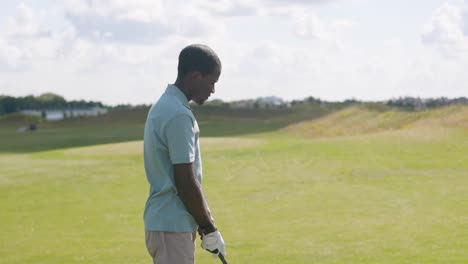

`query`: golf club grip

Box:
[218,253,228,264]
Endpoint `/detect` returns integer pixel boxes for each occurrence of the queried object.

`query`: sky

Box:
[0,0,467,105]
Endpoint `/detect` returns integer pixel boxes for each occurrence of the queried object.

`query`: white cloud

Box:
[196,0,351,46]
[421,2,468,58]
[199,0,260,16]
[264,0,337,5]
[3,3,50,38]
[64,0,170,43]
[0,39,25,71]
[284,7,353,51]
[64,0,166,22]
[291,8,325,39]
[199,0,341,17]
[65,13,171,43]
[0,3,62,71]
[464,0,468,35]
[0,1,226,72]
[211,1,353,49]
[64,0,225,44]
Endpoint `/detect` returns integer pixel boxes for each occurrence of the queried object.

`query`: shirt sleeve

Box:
[164,114,196,164]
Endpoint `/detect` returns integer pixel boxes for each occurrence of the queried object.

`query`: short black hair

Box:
[177,44,221,77]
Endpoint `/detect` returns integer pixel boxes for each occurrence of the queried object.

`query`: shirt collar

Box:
[166,84,191,110]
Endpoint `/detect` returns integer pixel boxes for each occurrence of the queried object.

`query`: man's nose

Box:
[211,87,215,93]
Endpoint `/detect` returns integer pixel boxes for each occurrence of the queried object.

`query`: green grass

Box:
[1,106,467,263]
[285,104,468,137]
[0,112,44,125]
[0,124,144,153]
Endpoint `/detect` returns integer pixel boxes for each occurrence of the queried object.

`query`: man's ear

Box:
[191,71,202,80]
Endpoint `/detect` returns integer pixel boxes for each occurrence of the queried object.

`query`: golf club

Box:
[218,253,228,264]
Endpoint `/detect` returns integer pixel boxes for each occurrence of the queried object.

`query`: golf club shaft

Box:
[218,253,228,264]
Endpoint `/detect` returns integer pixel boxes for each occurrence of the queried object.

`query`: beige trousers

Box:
[145,231,196,264]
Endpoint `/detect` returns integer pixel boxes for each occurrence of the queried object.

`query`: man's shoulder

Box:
[149,94,194,122]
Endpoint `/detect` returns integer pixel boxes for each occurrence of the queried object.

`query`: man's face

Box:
[191,67,221,105]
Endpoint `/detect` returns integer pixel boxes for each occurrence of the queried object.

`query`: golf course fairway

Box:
[1,108,467,263]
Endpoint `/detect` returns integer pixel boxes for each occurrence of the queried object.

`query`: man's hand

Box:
[201,230,226,258]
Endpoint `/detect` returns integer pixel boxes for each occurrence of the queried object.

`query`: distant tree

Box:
[306,96,322,104]
[385,96,468,110]
[111,104,133,110]
[0,92,108,116]
[36,93,67,109]
[253,101,259,109]
[343,99,360,105]
[204,99,225,107]
[0,96,18,114]
[291,100,304,105]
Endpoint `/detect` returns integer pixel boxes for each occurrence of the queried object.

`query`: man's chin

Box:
[193,99,205,105]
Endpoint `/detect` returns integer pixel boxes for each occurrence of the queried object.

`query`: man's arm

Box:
[174,163,216,233]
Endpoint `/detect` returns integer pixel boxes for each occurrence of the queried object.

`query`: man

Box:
[143,44,226,264]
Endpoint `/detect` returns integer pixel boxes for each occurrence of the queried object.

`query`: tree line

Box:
[386,97,468,110]
[293,96,467,110]
[2,93,466,116]
[214,96,468,110]
[0,93,104,115]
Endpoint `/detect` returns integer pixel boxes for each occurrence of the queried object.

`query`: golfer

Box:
[143,44,226,264]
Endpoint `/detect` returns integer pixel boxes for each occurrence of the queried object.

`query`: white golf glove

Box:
[201,230,226,258]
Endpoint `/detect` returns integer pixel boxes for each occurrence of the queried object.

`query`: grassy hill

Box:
[284,104,468,138]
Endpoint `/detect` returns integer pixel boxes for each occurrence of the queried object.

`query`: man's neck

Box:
[173,79,191,102]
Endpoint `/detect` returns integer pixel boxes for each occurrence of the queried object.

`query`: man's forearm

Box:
[174,164,215,230]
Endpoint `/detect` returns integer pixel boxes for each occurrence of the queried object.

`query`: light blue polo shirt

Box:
[143,84,202,232]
